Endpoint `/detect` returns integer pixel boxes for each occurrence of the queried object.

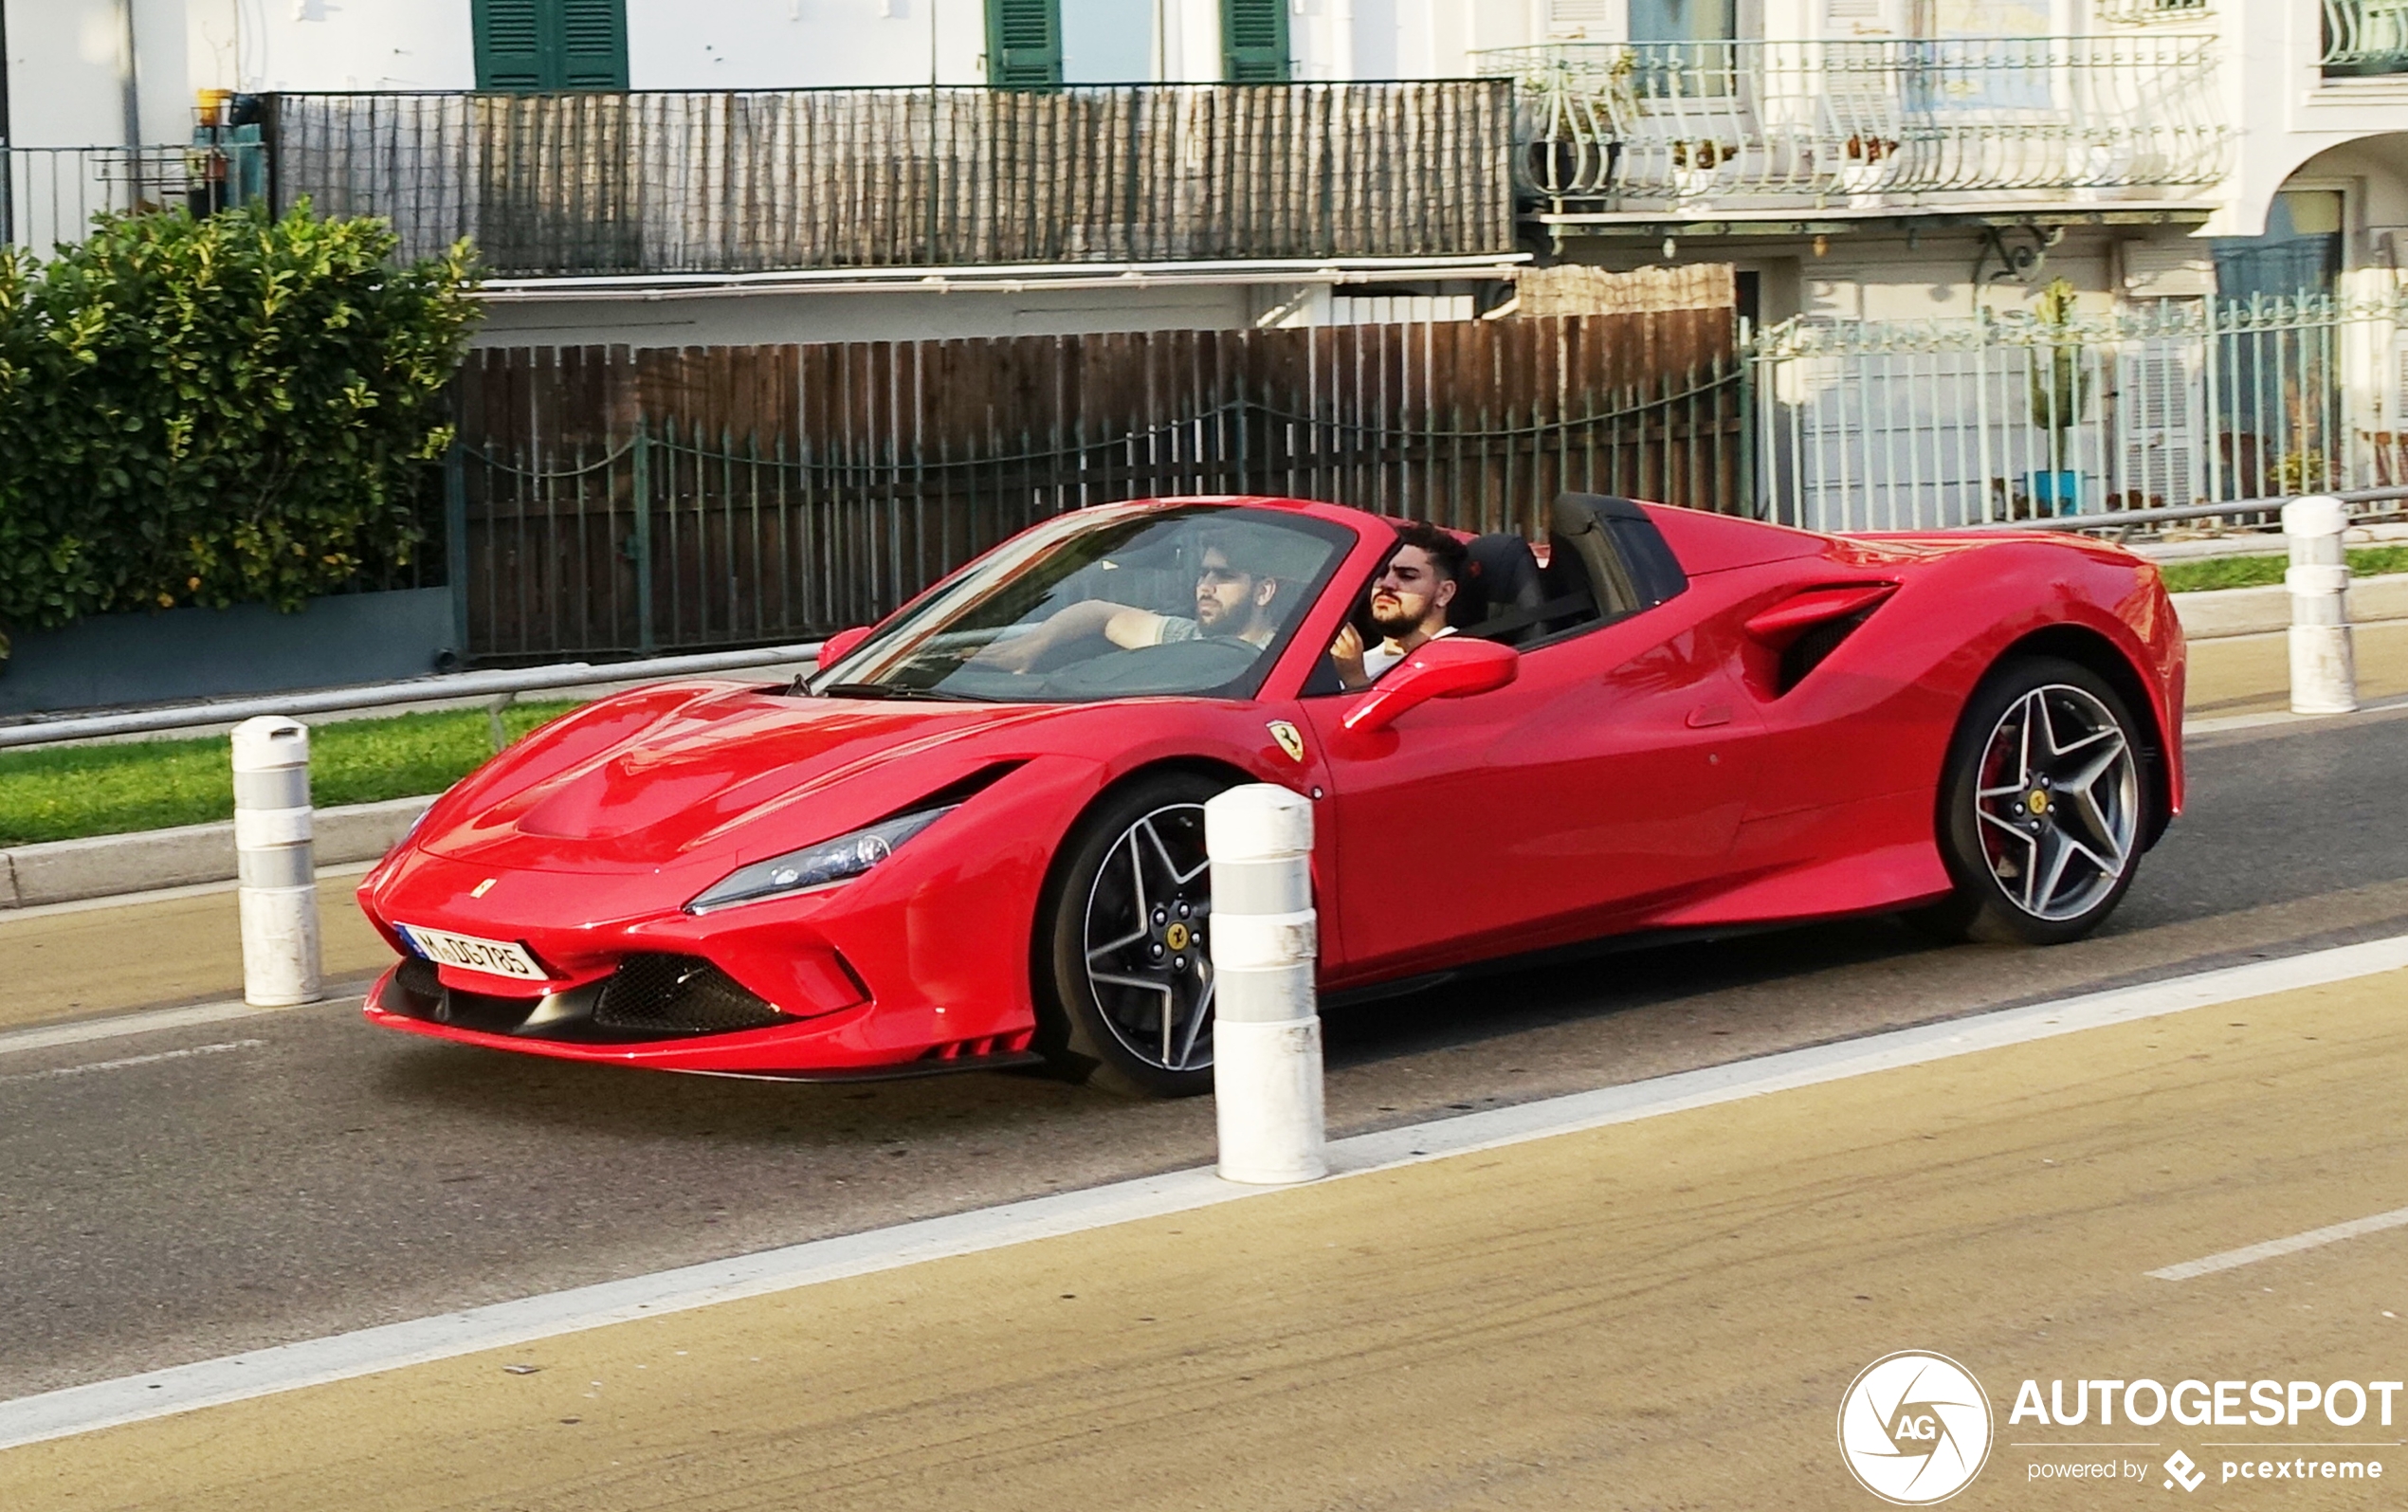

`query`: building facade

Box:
[3,1,2404,517]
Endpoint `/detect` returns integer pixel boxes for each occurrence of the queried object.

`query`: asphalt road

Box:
[0,703,2404,1407]
[12,938,2408,1511]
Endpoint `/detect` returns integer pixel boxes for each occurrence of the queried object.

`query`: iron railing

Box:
[2094,0,2212,23]
[1750,294,2407,533]
[1476,35,2225,212]
[1,138,267,256]
[267,82,1516,278]
[452,363,1748,660]
[2324,0,2408,74]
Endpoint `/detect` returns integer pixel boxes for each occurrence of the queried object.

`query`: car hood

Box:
[421,683,1063,870]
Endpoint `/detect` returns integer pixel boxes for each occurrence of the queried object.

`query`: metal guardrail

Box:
[1477,34,2225,211]
[2324,0,2408,74]
[0,641,825,751]
[1969,486,2408,535]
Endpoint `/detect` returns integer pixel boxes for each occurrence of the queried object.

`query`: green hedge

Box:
[0,203,479,659]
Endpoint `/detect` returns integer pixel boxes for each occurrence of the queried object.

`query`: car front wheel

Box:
[1036,771,1231,1098]
[1915,656,2147,946]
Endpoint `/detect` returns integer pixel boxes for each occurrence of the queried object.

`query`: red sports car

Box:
[358,494,2184,1097]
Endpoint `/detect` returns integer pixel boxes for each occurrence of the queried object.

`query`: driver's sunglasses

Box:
[1196,565,1253,586]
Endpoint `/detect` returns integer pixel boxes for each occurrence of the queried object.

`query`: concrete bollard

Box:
[2285,495,2358,716]
[1205,784,1325,1185]
[231,717,322,1007]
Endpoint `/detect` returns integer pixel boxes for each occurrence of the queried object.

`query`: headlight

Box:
[684,807,956,914]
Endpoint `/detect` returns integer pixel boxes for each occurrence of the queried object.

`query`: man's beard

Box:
[1369,601,1425,640]
[1198,602,1245,636]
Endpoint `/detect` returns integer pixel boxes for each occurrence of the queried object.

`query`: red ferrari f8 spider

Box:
[359,494,2184,1096]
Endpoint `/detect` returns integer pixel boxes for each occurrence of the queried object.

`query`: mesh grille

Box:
[593,954,785,1034]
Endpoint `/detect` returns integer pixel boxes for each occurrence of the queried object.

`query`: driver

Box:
[983,523,1302,672]
[1331,522,1465,691]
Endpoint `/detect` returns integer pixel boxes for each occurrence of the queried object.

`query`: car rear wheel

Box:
[1037,771,1231,1098]
[1913,656,2146,946]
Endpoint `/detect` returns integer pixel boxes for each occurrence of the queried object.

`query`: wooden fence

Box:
[448,310,1743,660]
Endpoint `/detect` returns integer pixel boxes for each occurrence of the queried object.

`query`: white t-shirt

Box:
[1363,626,1454,682]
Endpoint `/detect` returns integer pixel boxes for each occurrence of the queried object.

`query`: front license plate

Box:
[399,925,547,982]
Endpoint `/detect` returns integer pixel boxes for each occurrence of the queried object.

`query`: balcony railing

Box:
[2093,0,2211,25]
[2,139,268,254]
[1476,35,2225,216]
[2324,0,2408,75]
[265,82,1515,279]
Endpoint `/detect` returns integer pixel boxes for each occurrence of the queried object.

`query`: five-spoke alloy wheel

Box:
[1038,772,1231,1097]
[1918,656,2151,945]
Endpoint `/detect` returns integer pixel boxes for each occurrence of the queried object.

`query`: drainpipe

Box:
[120,0,142,149]
[0,0,14,246]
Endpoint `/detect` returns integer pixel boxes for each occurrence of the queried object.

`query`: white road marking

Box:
[0,1040,266,1086]
[0,932,2403,1452]
[2147,1205,2408,1282]
[0,998,353,1063]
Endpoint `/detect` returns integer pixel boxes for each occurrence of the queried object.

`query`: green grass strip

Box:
[2158,544,2408,594]
[0,701,582,848]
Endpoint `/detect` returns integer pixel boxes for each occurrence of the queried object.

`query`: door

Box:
[1299,609,1760,983]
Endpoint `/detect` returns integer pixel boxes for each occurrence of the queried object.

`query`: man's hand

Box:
[1331,623,1371,691]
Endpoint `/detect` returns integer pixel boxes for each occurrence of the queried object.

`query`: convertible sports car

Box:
[358,492,2184,1097]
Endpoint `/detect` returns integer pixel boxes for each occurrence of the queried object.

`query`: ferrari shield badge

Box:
[1267,720,1307,763]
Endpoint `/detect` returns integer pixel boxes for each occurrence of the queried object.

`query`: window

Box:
[987,0,1065,89]
[1628,0,1738,45]
[472,0,628,92]
[1223,0,1290,82]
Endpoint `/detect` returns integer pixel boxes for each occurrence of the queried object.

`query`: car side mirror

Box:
[1341,638,1519,736]
[816,626,873,670]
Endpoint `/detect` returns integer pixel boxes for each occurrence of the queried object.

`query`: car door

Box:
[1298,603,1761,984]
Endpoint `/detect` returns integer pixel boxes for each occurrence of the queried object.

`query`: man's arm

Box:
[979,600,1164,671]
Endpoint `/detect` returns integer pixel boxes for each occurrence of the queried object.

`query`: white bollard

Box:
[1206,784,1325,1185]
[231,717,322,1007]
[2285,494,2358,716]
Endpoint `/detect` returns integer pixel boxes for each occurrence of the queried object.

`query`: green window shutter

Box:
[557,0,629,89]
[986,0,1062,90]
[473,0,627,91]
[473,0,548,90]
[1222,0,1289,82]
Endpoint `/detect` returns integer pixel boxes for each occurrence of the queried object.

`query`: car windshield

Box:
[807,503,1353,703]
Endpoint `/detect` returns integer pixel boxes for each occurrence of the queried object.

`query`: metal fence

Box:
[1,137,268,254]
[268,82,1515,278]
[1751,294,2402,533]
[1476,34,2225,212]
[451,359,1747,660]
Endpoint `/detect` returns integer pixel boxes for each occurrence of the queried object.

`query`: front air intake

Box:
[593,954,787,1034]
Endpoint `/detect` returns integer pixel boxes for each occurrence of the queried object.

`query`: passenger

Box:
[1331,521,1466,691]
[984,523,1302,671]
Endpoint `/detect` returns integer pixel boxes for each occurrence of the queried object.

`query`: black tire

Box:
[1912,656,2148,946]
[1035,770,1233,1098]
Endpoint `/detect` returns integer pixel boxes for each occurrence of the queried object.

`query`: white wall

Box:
[231,0,475,91]
[470,281,1257,348]
[628,0,973,89]
[4,0,132,147]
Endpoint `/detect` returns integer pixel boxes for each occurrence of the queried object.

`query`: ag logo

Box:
[1838,1351,1993,1504]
